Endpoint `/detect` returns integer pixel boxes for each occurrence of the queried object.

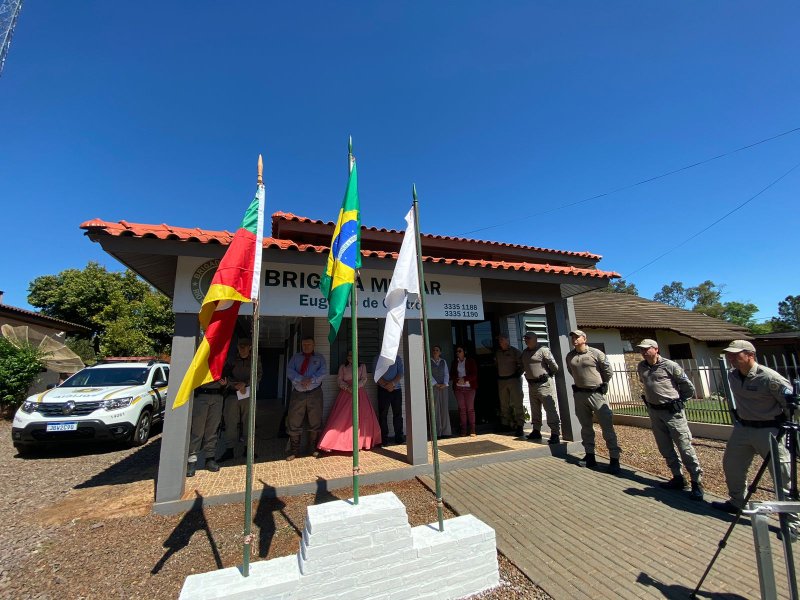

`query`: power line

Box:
[459,125,800,236]
[623,159,800,279]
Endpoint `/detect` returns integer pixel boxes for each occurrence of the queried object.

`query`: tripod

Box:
[692,398,800,599]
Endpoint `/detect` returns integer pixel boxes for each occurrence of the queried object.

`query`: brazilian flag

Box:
[320,160,361,343]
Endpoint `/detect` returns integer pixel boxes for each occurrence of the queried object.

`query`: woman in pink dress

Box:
[317,351,382,452]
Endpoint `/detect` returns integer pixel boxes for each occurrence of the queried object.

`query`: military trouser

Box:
[573,390,620,458]
[646,405,702,482]
[723,424,797,529]
[223,395,250,449]
[526,380,561,436]
[188,392,224,463]
[497,378,524,427]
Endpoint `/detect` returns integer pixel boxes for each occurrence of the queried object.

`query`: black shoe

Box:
[514,426,524,437]
[186,462,196,477]
[395,435,406,445]
[527,430,542,441]
[218,448,235,463]
[579,454,597,468]
[205,459,220,472]
[608,458,621,475]
[711,500,738,514]
[690,480,704,501]
[659,476,686,490]
[548,435,560,445]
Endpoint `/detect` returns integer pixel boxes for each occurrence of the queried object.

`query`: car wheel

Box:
[129,409,152,447]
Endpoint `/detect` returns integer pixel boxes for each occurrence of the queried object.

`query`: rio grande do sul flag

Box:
[319,158,361,344]
[172,183,265,409]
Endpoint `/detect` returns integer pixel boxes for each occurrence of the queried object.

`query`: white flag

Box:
[374,207,419,382]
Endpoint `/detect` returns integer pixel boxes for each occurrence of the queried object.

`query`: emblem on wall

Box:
[190,259,220,304]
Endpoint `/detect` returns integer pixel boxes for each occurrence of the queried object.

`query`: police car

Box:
[11,358,169,454]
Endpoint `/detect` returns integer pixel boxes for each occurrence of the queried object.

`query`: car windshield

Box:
[61,367,150,387]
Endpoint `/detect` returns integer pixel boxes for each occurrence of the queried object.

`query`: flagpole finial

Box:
[348,135,353,156]
[412,183,418,202]
[257,154,263,185]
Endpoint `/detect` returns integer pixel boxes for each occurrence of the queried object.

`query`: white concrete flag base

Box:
[179,491,499,600]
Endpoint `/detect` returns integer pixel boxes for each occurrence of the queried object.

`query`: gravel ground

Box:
[0,419,776,600]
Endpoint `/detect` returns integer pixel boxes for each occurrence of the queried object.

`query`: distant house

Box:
[0,291,91,393]
[751,331,800,374]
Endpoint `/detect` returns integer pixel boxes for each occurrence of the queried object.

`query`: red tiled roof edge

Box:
[80,218,619,280]
[271,211,603,260]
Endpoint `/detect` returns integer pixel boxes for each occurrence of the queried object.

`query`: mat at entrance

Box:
[438,440,513,458]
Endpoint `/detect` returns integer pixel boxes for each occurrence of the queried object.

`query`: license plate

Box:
[46,422,78,432]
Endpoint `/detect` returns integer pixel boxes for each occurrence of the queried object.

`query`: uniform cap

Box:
[636,339,658,349]
[723,340,755,353]
[569,330,586,338]
[522,331,538,339]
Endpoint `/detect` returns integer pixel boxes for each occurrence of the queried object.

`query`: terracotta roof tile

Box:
[271,211,602,260]
[80,218,619,280]
[573,290,752,342]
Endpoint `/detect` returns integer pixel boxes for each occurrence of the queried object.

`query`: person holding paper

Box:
[219,337,262,462]
[451,346,478,436]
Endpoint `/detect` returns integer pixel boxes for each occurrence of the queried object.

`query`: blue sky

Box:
[2,1,798,321]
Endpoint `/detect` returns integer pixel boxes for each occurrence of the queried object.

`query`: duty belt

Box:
[572,385,601,393]
[497,374,519,380]
[195,388,223,396]
[737,416,785,428]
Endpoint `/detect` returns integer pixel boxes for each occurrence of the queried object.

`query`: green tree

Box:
[720,301,759,328]
[0,337,43,409]
[687,280,725,318]
[601,279,639,295]
[772,295,800,332]
[28,262,174,357]
[654,281,688,308]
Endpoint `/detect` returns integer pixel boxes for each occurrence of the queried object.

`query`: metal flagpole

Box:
[349,137,360,505]
[242,155,264,576]
[412,184,444,532]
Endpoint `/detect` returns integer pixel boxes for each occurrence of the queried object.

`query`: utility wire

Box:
[459,125,800,236]
[623,159,800,279]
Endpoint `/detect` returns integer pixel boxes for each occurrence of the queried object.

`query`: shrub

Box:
[0,337,44,410]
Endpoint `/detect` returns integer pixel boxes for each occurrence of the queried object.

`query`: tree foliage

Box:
[601,279,639,295]
[27,262,174,358]
[653,280,760,329]
[0,337,43,409]
[769,295,800,332]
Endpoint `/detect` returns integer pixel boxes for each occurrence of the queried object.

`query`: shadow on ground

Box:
[152,492,223,575]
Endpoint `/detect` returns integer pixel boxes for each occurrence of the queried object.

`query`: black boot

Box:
[287,437,300,461]
[218,448,235,463]
[690,480,704,501]
[548,434,560,445]
[527,429,542,441]
[514,425,524,437]
[608,458,621,475]
[186,462,196,477]
[579,453,597,468]
[659,475,686,490]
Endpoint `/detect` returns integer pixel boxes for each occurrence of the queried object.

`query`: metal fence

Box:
[606,353,800,425]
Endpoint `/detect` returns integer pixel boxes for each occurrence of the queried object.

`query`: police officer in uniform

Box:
[711,340,798,536]
[186,377,226,477]
[495,334,525,437]
[521,331,561,444]
[636,339,704,500]
[565,330,621,474]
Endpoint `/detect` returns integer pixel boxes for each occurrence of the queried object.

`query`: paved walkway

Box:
[423,456,798,600]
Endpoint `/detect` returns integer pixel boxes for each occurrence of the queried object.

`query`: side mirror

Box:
[152,379,168,388]
[46,383,56,390]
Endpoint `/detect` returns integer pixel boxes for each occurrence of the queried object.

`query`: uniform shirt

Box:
[224,353,263,391]
[637,357,695,405]
[375,356,404,391]
[495,346,522,377]
[521,345,559,380]
[287,351,327,392]
[565,347,611,388]
[728,362,790,422]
